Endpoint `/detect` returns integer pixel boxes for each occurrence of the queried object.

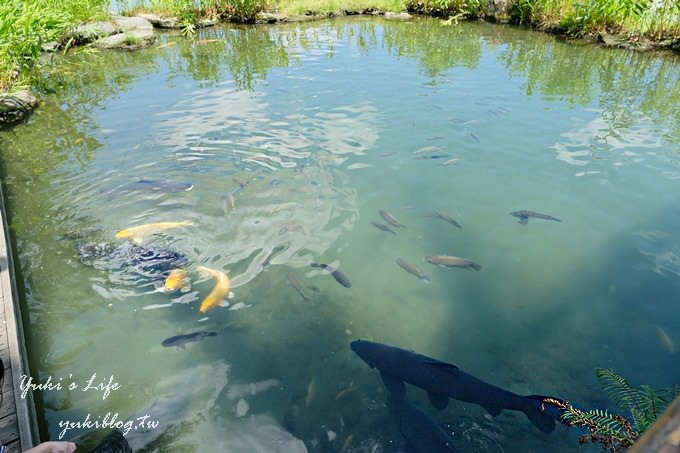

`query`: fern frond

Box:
[596,368,648,415]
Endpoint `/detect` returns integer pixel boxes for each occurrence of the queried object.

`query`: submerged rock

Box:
[0,90,38,127]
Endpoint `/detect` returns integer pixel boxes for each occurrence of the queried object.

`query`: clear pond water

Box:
[1,16,680,452]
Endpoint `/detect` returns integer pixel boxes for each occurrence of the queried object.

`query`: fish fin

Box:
[519,217,528,226]
[228,291,234,299]
[427,391,449,411]
[423,359,461,376]
[521,395,563,434]
[422,276,431,283]
[218,300,230,308]
[133,237,144,244]
[380,371,406,399]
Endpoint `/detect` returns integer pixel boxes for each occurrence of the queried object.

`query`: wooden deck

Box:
[0,180,38,452]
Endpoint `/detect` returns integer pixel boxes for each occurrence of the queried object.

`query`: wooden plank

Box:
[628,395,680,453]
[0,411,19,446]
[0,179,39,450]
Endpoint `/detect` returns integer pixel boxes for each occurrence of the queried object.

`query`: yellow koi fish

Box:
[115,220,193,243]
[162,268,190,293]
[197,265,231,313]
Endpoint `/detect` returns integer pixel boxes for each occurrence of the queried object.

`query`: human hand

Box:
[23,441,76,453]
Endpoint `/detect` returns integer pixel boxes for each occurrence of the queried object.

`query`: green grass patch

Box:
[0,0,109,92]
[274,0,405,15]
[513,0,680,39]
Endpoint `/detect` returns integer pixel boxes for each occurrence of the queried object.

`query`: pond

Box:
[1,15,679,452]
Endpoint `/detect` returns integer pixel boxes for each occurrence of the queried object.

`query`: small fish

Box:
[425,255,481,271]
[162,331,217,348]
[286,271,309,302]
[115,220,193,243]
[510,210,561,226]
[413,146,442,155]
[102,179,193,198]
[335,385,357,400]
[470,133,480,142]
[305,378,316,408]
[431,211,462,229]
[195,38,222,45]
[439,158,460,167]
[371,221,396,235]
[155,41,177,49]
[657,326,675,354]
[379,209,406,229]
[196,266,232,313]
[340,434,354,453]
[414,154,453,160]
[396,258,430,282]
[162,268,190,293]
[311,262,352,288]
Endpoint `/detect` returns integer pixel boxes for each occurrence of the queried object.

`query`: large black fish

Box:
[510,210,561,226]
[310,262,352,288]
[162,331,217,348]
[76,242,188,282]
[102,179,194,198]
[90,428,132,453]
[350,340,565,434]
[387,396,461,453]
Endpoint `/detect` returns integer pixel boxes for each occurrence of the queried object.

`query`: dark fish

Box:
[310,262,352,288]
[162,331,216,348]
[102,179,193,197]
[414,154,453,160]
[470,132,479,142]
[76,242,189,282]
[371,221,396,235]
[287,270,309,302]
[350,340,567,434]
[425,255,481,271]
[387,396,461,453]
[510,210,561,226]
[431,212,462,230]
[379,209,406,229]
[90,429,132,453]
[396,258,430,282]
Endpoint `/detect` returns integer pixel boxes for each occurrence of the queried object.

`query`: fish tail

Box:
[182,220,194,226]
[422,275,431,283]
[471,263,482,271]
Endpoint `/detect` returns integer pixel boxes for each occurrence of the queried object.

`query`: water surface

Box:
[1,16,679,452]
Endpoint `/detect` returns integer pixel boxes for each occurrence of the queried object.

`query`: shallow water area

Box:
[1,16,679,452]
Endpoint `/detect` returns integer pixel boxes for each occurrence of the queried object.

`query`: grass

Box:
[0,0,109,92]
[274,0,404,15]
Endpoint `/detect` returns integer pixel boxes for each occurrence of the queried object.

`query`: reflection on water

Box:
[1,16,679,452]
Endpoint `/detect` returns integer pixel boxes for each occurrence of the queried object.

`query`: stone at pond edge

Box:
[0,90,38,127]
[485,0,513,23]
[384,12,413,20]
[93,16,156,50]
[136,13,182,29]
[70,21,121,45]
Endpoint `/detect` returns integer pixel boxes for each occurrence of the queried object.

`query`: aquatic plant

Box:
[543,368,680,453]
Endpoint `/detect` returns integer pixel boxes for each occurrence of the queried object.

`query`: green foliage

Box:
[407,0,485,18]
[596,368,680,433]
[544,368,680,453]
[0,0,109,92]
